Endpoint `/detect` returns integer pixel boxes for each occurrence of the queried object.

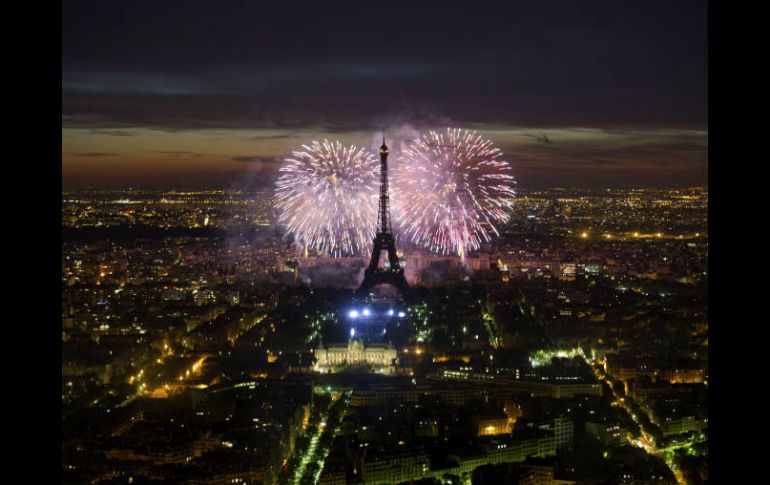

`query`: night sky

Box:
[62,1,707,189]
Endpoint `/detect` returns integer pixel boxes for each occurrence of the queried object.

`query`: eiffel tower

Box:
[355,137,409,300]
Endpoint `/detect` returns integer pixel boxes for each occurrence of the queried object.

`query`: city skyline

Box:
[62,185,708,484]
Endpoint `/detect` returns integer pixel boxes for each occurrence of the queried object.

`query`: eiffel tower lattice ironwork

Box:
[356,137,409,299]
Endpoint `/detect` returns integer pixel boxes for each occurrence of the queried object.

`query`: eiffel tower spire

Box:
[356,134,409,300]
[377,136,391,235]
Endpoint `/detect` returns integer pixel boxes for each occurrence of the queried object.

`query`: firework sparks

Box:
[275,140,379,257]
[391,128,516,256]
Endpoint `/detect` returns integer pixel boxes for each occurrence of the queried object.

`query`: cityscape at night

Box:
[62,2,707,484]
[62,185,707,484]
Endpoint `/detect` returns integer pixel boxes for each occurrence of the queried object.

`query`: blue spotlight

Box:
[348,309,359,319]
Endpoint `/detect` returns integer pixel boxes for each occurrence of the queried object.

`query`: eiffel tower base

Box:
[356,233,409,300]
[355,269,409,300]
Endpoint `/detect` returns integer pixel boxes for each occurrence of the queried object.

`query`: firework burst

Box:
[275,140,379,257]
[391,128,516,256]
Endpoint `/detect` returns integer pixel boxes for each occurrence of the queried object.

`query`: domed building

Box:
[313,338,397,374]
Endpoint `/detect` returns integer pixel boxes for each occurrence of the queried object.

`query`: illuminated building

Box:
[541,417,573,451]
[350,383,487,407]
[585,421,626,447]
[313,338,397,373]
[658,368,705,384]
[437,368,602,399]
[658,414,707,437]
[362,451,430,484]
[606,355,705,384]
[560,263,576,281]
[476,415,513,436]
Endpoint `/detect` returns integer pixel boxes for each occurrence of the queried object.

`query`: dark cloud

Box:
[231,156,283,164]
[62,93,258,131]
[249,133,299,140]
[522,134,554,144]
[67,152,119,157]
[61,0,706,132]
[88,129,135,137]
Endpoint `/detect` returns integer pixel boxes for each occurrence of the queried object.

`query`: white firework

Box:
[275,140,379,256]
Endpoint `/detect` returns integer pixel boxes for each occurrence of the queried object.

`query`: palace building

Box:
[314,338,397,373]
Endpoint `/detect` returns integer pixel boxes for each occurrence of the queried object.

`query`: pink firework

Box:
[391,128,516,256]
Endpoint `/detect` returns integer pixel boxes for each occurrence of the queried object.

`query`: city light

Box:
[63,183,707,484]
